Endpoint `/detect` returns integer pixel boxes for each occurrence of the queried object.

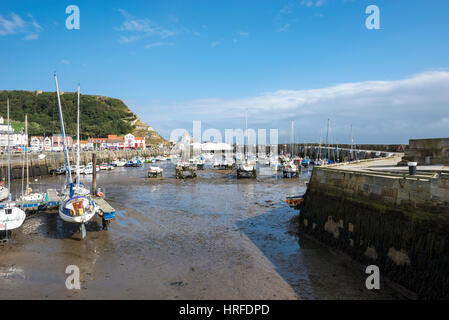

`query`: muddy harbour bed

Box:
[0,162,398,299]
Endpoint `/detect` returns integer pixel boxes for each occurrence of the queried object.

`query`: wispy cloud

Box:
[144,71,449,143]
[277,23,291,33]
[211,41,221,47]
[0,12,43,40]
[60,59,70,65]
[145,41,174,49]
[276,0,326,32]
[116,9,177,44]
[300,0,327,8]
[236,31,249,37]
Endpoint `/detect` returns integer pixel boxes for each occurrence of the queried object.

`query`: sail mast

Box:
[54,74,72,186]
[324,118,330,164]
[25,114,29,194]
[7,98,11,199]
[77,84,80,190]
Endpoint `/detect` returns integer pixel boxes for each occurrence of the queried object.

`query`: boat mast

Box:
[324,118,330,163]
[54,74,72,186]
[318,128,322,161]
[7,98,11,199]
[290,120,294,157]
[350,124,354,161]
[76,84,80,190]
[25,114,29,194]
[244,109,248,163]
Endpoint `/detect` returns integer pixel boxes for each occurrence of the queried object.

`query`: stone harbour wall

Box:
[299,165,449,299]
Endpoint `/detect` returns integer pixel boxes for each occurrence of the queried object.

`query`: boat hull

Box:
[0,206,26,231]
[58,196,98,224]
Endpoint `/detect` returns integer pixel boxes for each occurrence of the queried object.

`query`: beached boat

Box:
[148,166,163,178]
[0,202,26,232]
[54,78,98,239]
[0,98,26,236]
[18,115,45,203]
[111,159,127,167]
[283,161,300,178]
[0,184,9,202]
[99,163,109,170]
[285,195,304,208]
[237,162,257,178]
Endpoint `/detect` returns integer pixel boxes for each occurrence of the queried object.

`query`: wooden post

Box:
[92,153,97,195]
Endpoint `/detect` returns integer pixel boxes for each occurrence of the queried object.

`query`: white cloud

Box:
[236,31,249,37]
[277,23,291,32]
[211,41,221,47]
[116,9,177,44]
[23,33,39,40]
[301,0,327,7]
[144,71,449,144]
[145,41,174,49]
[60,59,70,65]
[0,12,42,39]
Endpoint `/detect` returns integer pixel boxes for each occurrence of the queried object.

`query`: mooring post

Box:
[92,153,97,195]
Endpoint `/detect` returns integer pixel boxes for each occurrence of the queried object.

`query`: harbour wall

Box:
[400,138,449,165]
[0,150,162,180]
[299,162,449,299]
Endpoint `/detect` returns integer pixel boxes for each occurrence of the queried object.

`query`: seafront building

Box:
[0,116,27,149]
[30,133,146,151]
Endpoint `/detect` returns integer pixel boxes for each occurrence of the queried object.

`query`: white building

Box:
[0,116,27,149]
[30,136,51,151]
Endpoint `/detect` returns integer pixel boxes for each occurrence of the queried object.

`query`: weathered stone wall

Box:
[400,138,449,165]
[300,166,449,299]
[0,149,163,180]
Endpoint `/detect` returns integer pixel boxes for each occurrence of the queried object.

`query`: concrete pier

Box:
[298,157,449,299]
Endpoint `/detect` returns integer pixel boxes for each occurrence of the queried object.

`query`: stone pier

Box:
[299,157,449,299]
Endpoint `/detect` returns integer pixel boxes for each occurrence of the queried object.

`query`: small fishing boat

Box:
[285,195,304,208]
[0,202,26,233]
[283,161,299,178]
[99,163,109,170]
[111,159,127,167]
[0,183,9,202]
[50,166,66,175]
[301,158,310,168]
[237,162,256,178]
[125,159,142,167]
[148,166,163,178]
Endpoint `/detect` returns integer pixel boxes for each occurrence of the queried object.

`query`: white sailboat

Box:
[0,98,26,236]
[54,77,98,238]
[237,110,256,178]
[19,115,44,202]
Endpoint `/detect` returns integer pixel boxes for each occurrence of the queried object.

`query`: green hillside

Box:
[0,90,166,144]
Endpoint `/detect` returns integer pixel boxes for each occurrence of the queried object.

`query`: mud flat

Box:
[0,163,396,299]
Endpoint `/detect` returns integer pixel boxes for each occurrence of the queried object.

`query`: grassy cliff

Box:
[0,90,166,145]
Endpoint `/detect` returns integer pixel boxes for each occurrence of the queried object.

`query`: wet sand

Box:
[0,163,397,299]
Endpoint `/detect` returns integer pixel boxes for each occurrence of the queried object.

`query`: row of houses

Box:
[0,116,27,149]
[30,134,146,151]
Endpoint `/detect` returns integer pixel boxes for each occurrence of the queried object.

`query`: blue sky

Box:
[1,0,449,144]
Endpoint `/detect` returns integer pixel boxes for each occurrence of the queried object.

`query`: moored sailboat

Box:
[54,77,98,239]
[0,98,26,238]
